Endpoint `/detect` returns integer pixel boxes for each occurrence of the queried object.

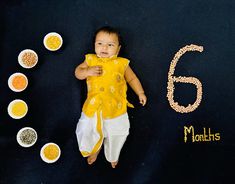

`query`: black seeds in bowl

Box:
[19,129,37,145]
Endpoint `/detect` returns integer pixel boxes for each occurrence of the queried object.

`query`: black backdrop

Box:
[0,0,234,184]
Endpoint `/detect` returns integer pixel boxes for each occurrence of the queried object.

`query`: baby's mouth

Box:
[101,52,108,55]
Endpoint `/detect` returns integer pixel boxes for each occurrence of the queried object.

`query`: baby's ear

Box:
[117,45,121,54]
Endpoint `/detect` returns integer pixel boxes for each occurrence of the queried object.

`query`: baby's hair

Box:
[94,26,122,46]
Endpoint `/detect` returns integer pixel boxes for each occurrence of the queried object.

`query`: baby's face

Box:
[95,31,120,58]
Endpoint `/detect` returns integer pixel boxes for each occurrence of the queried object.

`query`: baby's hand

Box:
[138,93,147,106]
[87,65,103,77]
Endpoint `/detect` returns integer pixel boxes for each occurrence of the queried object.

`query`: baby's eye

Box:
[108,44,114,47]
[96,42,102,45]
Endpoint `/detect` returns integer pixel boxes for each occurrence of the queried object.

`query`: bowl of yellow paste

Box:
[7,99,28,119]
[43,32,63,51]
[17,127,37,147]
[8,72,28,92]
[40,143,61,163]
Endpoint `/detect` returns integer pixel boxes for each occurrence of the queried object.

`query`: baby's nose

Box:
[102,45,108,50]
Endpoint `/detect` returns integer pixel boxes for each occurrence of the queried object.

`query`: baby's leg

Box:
[75,112,101,158]
[111,161,118,168]
[87,148,101,165]
[103,135,128,168]
[103,113,130,168]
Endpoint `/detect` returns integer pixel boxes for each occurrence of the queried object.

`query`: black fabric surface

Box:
[0,0,234,183]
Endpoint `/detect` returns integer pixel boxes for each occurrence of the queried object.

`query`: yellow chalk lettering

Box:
[184,126,194,143]
[184,126,221,143]
[215,133,220,141]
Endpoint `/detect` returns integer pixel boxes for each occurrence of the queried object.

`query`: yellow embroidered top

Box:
[82,54,134,119]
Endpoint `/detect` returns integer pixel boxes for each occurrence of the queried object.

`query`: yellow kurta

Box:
[82,54,134,119]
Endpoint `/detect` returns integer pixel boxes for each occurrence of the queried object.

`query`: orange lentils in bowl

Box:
[8,73,28,92]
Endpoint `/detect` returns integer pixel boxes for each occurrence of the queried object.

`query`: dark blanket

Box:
[0,0,234,183]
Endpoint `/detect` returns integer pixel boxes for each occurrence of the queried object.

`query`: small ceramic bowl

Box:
[18,49,38,69]
[8,72,28,92]
[43,32,63,51]
[7,99,28,119]
[40,143,61,163]
[16,127,37,147]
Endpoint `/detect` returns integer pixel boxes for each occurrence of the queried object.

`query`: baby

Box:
[75,26,147,168]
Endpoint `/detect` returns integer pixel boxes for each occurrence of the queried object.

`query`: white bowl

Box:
[16,127,37,147]
[18,49,38,69]
[40,143,61,163]
[8,72,28,92]
[43,32,63,51]
[7,99,28,119]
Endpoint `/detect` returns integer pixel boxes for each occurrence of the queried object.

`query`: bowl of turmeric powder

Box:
[7,99,28,119]
[40,143,61,163]
[8,72,28,92]
[43,32,63,51]
[18,49,38,69]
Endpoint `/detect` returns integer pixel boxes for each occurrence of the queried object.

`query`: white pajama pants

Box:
[75,112,130,162]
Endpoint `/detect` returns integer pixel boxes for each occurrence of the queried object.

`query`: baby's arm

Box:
[75,61,103,80]
[125,66,147,106]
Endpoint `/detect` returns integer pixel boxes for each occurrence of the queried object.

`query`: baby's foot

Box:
[87,150,100,165]
[111,161,118,168]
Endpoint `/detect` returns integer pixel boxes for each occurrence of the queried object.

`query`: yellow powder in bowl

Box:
[11,101,27,117]
[45,35,62,50]
[12,75,27,90]
[43,144,60,160]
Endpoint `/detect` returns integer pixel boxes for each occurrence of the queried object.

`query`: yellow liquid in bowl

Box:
[43,144,60,160]
[11,101,27,117]
[45,36,62,50]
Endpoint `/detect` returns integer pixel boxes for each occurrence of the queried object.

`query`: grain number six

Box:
[167,44,204,113]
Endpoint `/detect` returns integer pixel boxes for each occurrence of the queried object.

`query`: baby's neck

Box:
[97,54,117,59]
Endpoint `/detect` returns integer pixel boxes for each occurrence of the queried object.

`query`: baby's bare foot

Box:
[87,150,100,165]
[111,161,118,168]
